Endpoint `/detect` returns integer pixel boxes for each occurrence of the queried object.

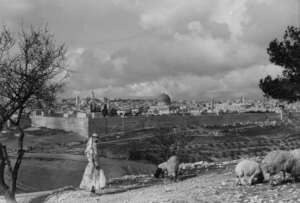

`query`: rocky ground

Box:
[39,160,300,203]
[42,169,300,203]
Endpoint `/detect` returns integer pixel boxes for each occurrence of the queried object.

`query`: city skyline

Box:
[1,0,299,100]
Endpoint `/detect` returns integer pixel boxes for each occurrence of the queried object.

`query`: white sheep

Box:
[290,148,300,159]
[179,163,195,171]
[261,150,295,184]
[154,155,180,180]
[289,149,300,181]
[235,159,264,185]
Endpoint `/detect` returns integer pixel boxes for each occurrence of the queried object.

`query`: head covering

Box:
[92,133,98,138]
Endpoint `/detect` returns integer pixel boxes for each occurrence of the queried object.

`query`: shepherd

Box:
[80,133,106,193]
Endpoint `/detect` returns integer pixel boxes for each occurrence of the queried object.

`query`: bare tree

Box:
[0,25,66,203]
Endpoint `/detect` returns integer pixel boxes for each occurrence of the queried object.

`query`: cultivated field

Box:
[99,113,300,164]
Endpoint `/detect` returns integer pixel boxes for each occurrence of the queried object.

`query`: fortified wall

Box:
[31,116,89,137]
[31,112,281,138]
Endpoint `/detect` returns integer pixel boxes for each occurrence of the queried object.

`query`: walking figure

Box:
[80,133,106,193]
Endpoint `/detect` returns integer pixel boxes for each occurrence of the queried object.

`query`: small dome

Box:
[157,93,171,105]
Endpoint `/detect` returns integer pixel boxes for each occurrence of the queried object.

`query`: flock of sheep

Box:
[154,149,300,186]
[236,149,300,186]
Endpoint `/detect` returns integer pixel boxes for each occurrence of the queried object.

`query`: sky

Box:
[0,0,299,100]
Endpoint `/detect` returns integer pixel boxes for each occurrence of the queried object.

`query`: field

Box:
[2,113,300,194]
[99,114,300,164]
[0,127,156,193]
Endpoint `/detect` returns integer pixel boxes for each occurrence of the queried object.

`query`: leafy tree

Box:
[0,26,66,203]
[259,26,300,102]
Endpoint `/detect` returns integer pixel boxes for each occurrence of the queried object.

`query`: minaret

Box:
[211,97,215,110]
[240,96,245,104]
[104,97,110,110]
[90,90,96,112]
[91,90,96,100]
[76,95,80,107]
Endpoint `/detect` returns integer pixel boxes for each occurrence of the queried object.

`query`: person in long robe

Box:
[80,133,106,192]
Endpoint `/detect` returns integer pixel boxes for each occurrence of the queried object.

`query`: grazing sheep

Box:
[289,159,300,182]
[289,149,300,181]
[261,150,295,184]
[290,148,300,159]
[235,159,264,185]
[154,155,180,180]
[179,163,195,171]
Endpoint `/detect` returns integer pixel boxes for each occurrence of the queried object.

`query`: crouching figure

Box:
[154,155,180,181]
[154,162,167,178]
[80,133,106,193]
[261,150,294,185]
[235,159,264,186]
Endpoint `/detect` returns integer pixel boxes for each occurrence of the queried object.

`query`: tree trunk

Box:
[0,111,26,203]
[9,125,25,200]
[0,125,25,203]
[3,190,16,203]
[0,143,16,203]
[0,180,16,203]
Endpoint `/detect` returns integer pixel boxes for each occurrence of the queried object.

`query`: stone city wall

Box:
[31,113,281,138]
[31,116,89,137]
[89,113,281,136]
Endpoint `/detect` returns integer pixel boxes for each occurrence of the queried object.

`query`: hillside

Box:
[100,123,300,164]
[0,127,156,193]
[42,168,300,203]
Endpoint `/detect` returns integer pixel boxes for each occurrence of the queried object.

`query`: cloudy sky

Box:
[1,0,299,100]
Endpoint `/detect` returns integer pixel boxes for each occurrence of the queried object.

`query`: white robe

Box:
[80,137,106,192]
[80,163,106,191]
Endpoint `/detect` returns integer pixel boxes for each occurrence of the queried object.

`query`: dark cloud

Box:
[0,0,297,99]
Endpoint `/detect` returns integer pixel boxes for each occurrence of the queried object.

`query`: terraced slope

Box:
[100,124,300,163]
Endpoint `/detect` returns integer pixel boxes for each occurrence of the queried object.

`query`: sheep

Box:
[178,163,195,171]
[289,159,300,182]
[154,155,180,181]
[235,159,264,186]
[261,150,295,185]
[290,148,300,159]
[288,149,300,181]
[265,148,300,183]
